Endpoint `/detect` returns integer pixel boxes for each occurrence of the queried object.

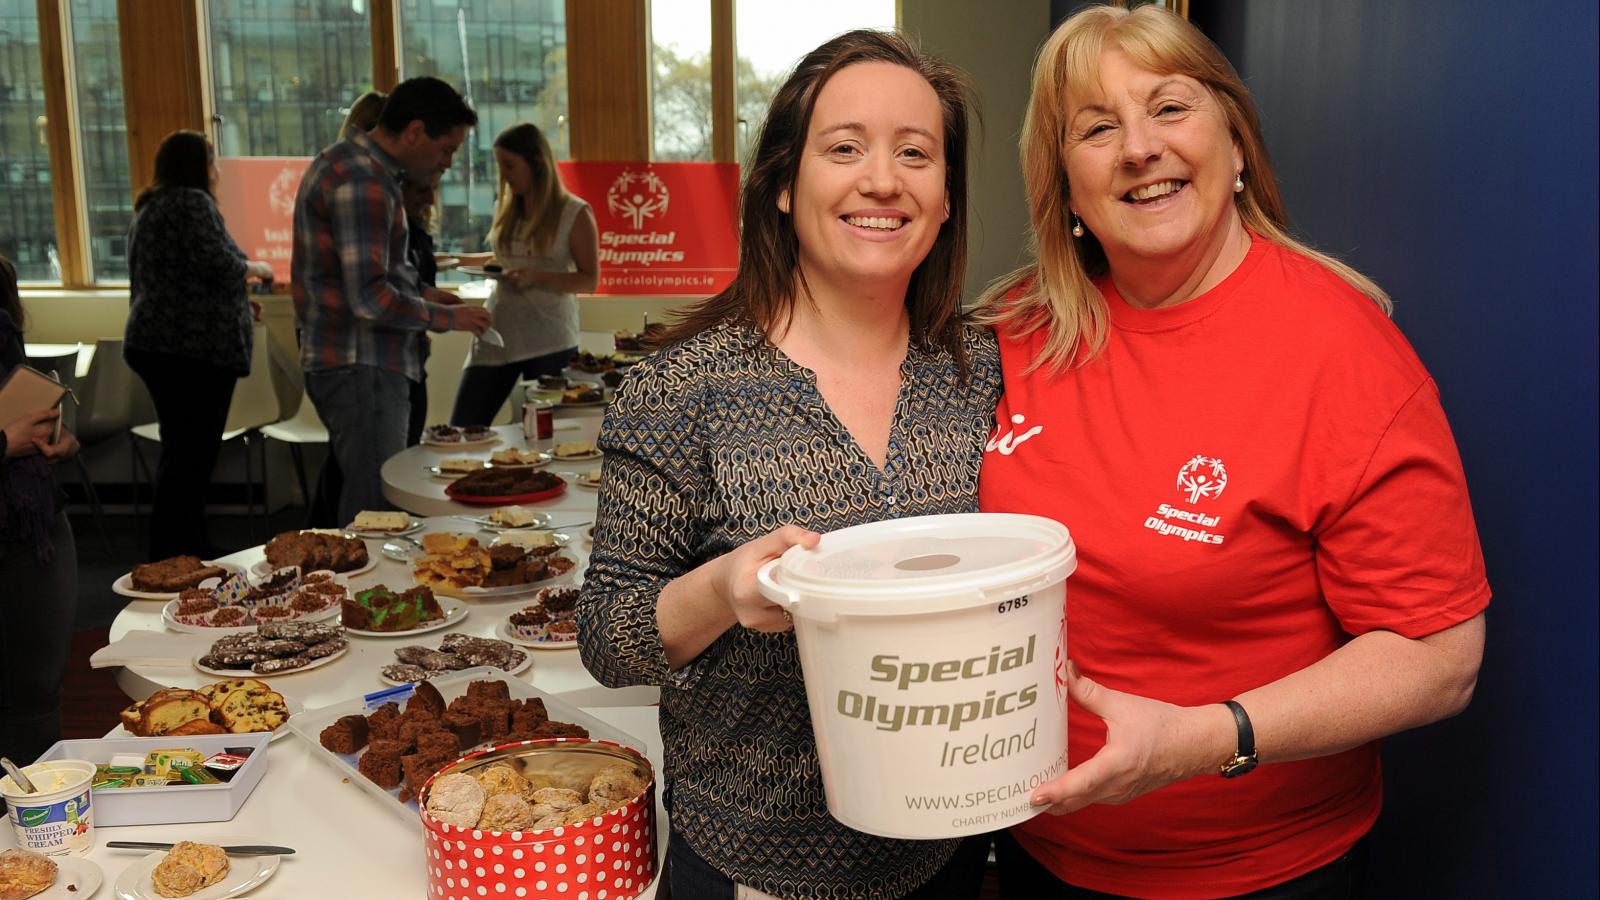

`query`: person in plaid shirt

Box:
[292,77,490,525]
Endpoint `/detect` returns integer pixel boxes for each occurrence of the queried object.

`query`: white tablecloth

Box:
[381,424,606,520]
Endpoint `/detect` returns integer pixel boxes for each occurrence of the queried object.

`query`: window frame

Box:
[25,0,738,288]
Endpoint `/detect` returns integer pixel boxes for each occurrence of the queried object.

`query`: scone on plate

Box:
[150,841,228,897]
[0,848,57,900]
[551,441,596,459]
[488,506,537,528]
[352,510,410,531]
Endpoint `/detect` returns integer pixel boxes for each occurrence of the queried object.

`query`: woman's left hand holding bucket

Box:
[1029,662,1235,815]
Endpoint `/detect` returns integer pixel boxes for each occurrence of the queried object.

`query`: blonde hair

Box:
[977,4,1391,371]
[487,124,571,253]
[339,90,387,141]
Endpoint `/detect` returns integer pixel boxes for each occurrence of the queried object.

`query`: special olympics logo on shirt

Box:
[1176,455,1228,504]
[607,169,670,229]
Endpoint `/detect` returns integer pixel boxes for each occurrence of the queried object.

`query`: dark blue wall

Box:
[1053,1,1599,894]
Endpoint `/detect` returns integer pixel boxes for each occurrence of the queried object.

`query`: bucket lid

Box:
[757,513,1075,620]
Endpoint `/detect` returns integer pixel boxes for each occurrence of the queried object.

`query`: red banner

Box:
[214,157,310,284]
[557,161,740,296]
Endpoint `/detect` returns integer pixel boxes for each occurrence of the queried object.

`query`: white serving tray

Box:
[35,732,270,827]
[287,666,644,826]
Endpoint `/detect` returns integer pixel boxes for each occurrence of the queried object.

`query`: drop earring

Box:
[1071,215,1085,238]
[1233,174,1245,193]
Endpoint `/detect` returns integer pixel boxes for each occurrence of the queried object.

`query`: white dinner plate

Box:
[378,649,531,685]
[114,839,280,900]
[111,562,246,601]
[250,553,375,580]
[161,596,340,634]
[107,695,304,743]
[420,433,500,449]
[494,620,579,650]
[343,518,424,537]
[35,856,101,899]
[574,471,602,489]
[343,597,468,638]
[456,265,507,280]
[193,642,349,678]
[549,449,603,462]
[424,556,578,600]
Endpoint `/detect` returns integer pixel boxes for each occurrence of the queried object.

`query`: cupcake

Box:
[509,604,550,641]
[537,586,579,619]
[209,607,249,627]
[173,590,221,627]
[543,619,578,643]
[252,604,294,621]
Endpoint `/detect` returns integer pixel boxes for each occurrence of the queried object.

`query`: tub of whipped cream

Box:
[1,759,95,855]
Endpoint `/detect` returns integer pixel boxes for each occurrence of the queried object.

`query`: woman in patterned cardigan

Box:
[579,31,1000,900]
[124,130,274,559]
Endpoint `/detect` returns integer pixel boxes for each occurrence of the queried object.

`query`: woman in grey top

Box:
[449,124,599,426]
[578,31,1000,900]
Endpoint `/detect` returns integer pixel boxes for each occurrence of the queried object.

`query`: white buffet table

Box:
[1,707,665,899]
[83,518,666,898]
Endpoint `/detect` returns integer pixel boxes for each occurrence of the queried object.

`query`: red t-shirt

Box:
[979,237,1490,898]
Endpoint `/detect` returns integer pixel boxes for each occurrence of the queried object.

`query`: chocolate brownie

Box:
[407,680,446,718]
[466,680,511,704]
[414,729,460,761]
[357,744,403,789]
[441,711,482,748]
[319,715,367,754]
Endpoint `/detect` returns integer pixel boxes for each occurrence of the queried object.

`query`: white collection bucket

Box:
[756,513,1076,839]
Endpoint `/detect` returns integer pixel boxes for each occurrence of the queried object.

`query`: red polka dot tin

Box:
[420,738,658,900]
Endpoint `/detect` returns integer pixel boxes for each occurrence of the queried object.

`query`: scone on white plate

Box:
[552,441,596,458]
[351,510,410,531]
[489,506,537,527]
[438,457,486,473]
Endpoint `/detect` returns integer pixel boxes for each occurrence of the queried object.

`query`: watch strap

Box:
[1220,699,1259,778]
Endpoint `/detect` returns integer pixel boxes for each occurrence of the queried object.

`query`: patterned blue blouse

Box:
[578,320,1002,899]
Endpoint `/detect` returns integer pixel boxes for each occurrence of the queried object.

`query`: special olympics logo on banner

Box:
[268,165,301,216]
[607,169,670,229]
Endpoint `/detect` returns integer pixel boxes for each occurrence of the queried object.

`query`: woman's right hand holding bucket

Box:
[712,525,820,633]
[657,525,819,670]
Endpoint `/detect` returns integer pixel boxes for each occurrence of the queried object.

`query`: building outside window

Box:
[208,0,374,158]
[400,0,568,257]
[0,1,59,281]
[71,0,132,282]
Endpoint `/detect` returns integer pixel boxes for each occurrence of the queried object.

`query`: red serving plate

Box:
[444,474,567,506]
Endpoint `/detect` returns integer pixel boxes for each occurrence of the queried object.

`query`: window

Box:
[650,0,712,162]
[208,0,374,157]
[733,0,895,164]
[0,1,58,281]
[71,0,132,281]
[400,0,568,255]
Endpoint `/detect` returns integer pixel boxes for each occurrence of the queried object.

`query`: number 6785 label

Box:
[996,595,1030,614]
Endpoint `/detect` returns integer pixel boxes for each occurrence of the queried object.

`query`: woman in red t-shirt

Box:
[975,6,1489,898]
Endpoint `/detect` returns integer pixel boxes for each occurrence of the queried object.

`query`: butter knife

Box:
[106,841,294,856]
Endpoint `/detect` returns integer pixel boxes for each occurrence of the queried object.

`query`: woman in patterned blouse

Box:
[578,31,1002,900]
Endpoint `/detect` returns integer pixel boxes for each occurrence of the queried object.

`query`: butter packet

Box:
[144,748,206,779]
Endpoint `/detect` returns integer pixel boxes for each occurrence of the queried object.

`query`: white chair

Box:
[24,343,114,552]
[130,329,282,534]
[259,329,328,508]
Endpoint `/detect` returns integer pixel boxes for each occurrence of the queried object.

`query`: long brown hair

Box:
[662,29,978,371]
[487,124,571,253]
[976,4,1391,372]
[134,130,214,212]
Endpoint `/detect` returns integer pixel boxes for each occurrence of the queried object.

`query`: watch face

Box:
[1221,755,1259,778]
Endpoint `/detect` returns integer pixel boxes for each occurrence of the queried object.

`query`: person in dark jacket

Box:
[0,255,82,763]
[124,129,273,559]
